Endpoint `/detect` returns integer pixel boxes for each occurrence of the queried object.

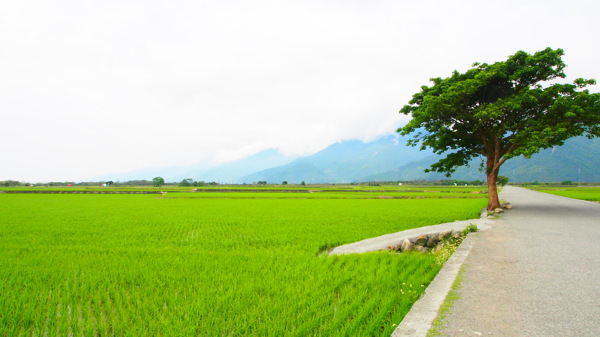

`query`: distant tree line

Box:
[178,178,219,187]
[2,178,595,188]
[0,180,28,187]
[0,180,79,187]
[360,179,488,186]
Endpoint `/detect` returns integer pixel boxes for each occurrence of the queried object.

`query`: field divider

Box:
[328,210,491,256]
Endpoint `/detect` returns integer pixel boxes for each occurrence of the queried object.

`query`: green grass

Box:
[525,186,600,202]
[0,193,486,336]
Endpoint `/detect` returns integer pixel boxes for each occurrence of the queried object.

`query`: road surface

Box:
[438,186,600,336]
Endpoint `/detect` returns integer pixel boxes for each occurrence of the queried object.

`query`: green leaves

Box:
[398,48,598,210]
[398,47,599,174]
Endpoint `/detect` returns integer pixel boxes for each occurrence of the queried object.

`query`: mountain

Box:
[360,155,483,182]
[92,148,295,183]
[92,161,214,183]
[500,136,600,182]
[93,134,600,184]
[241,162,330,184]
[361,136,600,183]
[240,134,433,183]
[199,149,296,183]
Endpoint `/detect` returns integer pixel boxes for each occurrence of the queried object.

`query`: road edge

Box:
[391,232,479,336]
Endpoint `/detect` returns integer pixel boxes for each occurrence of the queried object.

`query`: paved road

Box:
[439,186,600,336]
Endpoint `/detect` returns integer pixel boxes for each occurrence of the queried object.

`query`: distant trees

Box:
[497,176,509,186]
[0,180,24,187]
[152,177,165,187]
[120,180,154,186]
[177,179,214,187]
[281,181,288,185]
[179,178,194,187]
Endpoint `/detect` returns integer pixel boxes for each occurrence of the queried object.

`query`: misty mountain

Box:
[240,135,434,183]
[199,149,296,183]
[500,136,600,182]
[93,148,295,183]
[361,136,600,183]
[92,161,214,183]
[241,162,331,184]
[93,134,600,184]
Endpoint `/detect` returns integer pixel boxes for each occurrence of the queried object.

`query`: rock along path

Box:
[436,186,600,336]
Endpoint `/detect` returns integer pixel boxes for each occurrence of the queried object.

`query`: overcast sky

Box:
[1,0,598,182]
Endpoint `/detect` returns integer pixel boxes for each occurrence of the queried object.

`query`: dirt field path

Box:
[438,186,600,336]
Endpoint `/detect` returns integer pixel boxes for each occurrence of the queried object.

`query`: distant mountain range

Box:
[95,135,600,183]
[363,136,600,183]
[94,148,296,183]
[240,135,434,183]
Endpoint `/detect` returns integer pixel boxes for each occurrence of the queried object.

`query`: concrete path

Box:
[329,216,492,255]
[437,186,600,336]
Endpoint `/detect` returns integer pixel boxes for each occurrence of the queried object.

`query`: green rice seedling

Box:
[527,186,600,201]
[0,193,486,336]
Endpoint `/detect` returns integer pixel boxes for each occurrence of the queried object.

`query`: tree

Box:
[496,176,509,186]
[281,181,288,185]
[0,180,23,187]
[399,48,599,210]
[179,178,194,187]
[152,177,165,187]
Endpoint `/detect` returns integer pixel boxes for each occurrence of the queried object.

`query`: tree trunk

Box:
[486,168,501,211]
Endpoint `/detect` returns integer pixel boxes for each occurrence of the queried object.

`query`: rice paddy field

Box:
[0,187,487,336]
[525,186,600,202]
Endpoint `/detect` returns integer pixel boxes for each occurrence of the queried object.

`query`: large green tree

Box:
[398,48,599,210]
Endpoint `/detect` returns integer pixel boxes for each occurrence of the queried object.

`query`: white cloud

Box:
[1,0,598,181]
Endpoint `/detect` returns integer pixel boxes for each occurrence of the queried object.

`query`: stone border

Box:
[387,229,467,254]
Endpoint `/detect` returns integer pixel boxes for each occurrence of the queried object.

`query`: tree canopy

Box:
[398,48,599,210]
[152,177,165,187]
